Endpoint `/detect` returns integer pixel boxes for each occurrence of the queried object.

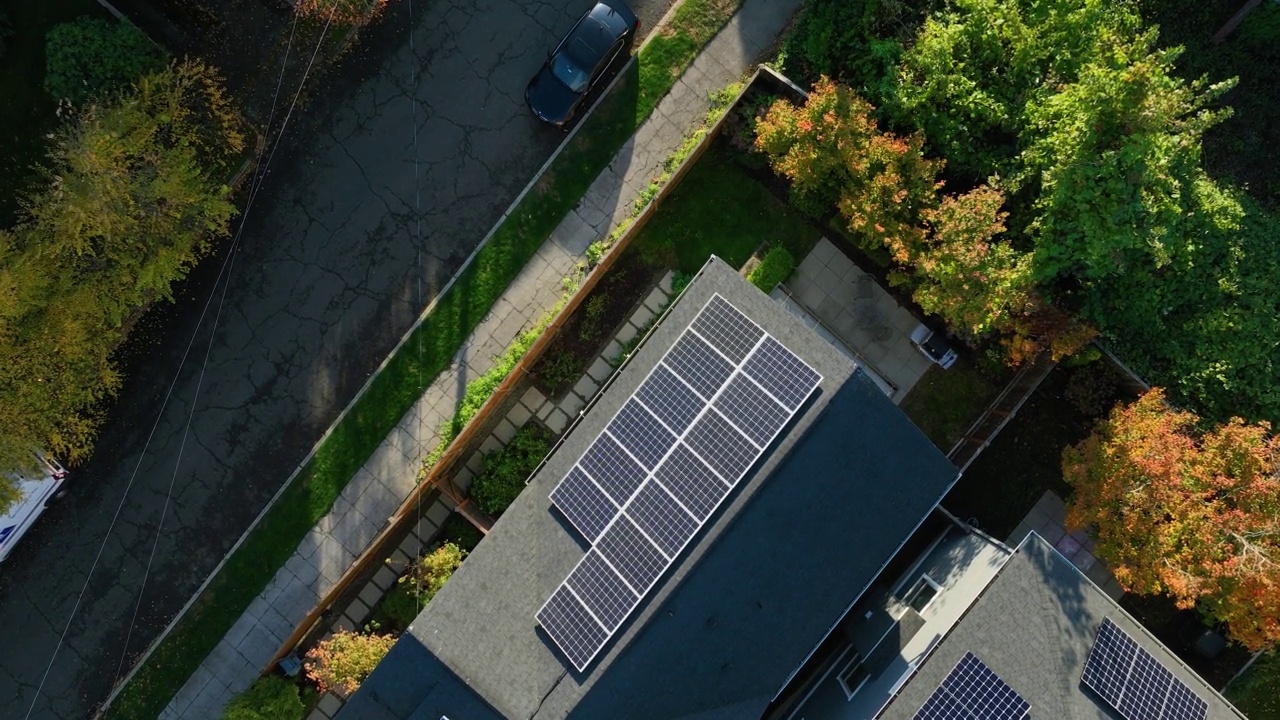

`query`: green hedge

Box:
[221,675,303,720]
[748,246,796,292]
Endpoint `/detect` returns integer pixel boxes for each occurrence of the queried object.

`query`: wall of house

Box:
[790,527,1010,720]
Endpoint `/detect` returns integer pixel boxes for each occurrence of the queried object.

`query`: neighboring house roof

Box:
[876,533,1247,719]
[338,257,958,720]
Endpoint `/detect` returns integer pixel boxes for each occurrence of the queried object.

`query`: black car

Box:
[526,1,639,128]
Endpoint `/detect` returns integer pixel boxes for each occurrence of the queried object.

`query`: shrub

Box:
[578,295,610,342]
[401,542,466,603]
[376,581,422,629]
[44,17,167,105]
[471,425,552,516]
[303,630,397,697]
[221,675,304,720]
[747,246,795,292]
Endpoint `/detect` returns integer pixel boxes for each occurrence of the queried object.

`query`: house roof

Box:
[338,257,958,720]
[876,533,1247,719]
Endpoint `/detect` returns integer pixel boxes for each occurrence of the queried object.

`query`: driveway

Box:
[0,0,673,717]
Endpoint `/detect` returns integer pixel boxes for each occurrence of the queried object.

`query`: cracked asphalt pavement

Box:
[0,0,674,716]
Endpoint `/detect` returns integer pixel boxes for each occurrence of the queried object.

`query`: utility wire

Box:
[25,3,343,717]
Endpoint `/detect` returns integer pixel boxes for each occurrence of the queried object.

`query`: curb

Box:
[96,1,695,714]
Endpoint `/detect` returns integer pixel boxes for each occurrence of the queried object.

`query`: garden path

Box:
[157,0,804,717]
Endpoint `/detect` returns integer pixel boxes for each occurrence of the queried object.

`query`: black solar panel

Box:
[653,443,728,522]
[914,652,1030,720]
[579,434,647,505]
[549,467,617,543]
[1081,618,1208,720]
[565,550,639,631]
[595,515,668,592]
[625,479,698,558]
[684,410,758,481]
[713,374,790,447]
[539,294,823,672]
[636,364,705,435]
[606,398,676,470]
[744,335,823,410]
[1165,680,1210,719]
[536,585,607,671]
[1120,650,1175,720]
[1083,617,1140,708]
[691,295,764,363]
[663,333,733,400]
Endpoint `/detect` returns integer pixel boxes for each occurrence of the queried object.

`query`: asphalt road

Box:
[0,0,674,717]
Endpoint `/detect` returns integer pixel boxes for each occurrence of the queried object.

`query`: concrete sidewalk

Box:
[160,0,803,716]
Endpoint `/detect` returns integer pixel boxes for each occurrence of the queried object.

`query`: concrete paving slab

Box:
[159,1,805,715]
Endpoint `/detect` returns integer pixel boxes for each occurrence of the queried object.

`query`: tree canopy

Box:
[1063,389,1280,650]
[0,60,242,505]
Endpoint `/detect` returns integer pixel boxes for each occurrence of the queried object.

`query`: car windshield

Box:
[551,49,591,93]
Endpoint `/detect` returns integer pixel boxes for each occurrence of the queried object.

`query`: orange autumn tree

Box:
[754,76,942,257]
[1063,389,1280,650]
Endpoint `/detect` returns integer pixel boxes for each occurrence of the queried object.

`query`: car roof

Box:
[566,15,617,60]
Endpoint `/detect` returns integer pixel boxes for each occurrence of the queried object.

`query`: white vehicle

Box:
[0,455,69,563]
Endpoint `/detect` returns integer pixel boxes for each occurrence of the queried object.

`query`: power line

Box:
[108,10,304,688]
[24,4,344,717]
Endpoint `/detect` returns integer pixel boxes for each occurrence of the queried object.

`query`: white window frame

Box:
[904,573,942,613]
[836,650,870,700]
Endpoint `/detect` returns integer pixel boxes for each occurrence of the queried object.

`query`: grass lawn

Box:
[631,143,822,274]
[105,1,746,717]
[1227,651,1280,719]
[899,362,1005,452]
[0,0,110,227]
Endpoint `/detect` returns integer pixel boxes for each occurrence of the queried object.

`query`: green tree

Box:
[0,60,243,505]
[44,17,167,105]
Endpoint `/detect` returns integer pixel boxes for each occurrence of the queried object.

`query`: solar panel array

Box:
[1082,618,1209,720]
[914,652,1031,720]
[537,294,822,671]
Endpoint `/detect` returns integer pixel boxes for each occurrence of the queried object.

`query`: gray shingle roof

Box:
[339,257,958,720]
[877,533,1247,719]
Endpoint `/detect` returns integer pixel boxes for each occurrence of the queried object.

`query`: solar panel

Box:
[653,443,728,522]
[1081,618,1208,720]
[565,550,639,630]
[540,294,823,671]
[548,467,617,543]
[684,410,759,479]
[606,399,676,471]
[578,434,647,505]
[744,335,824,411]
[691,294,764,363]
[536,586,608,671]
[595,515,668,592]
[1083,617,1140,708]
[1119,650,1175,720]
[663,333,733,400]
[713,374,790,447]
[636,364,705,435]
[625,479,698,558]
[914,652,1030,720]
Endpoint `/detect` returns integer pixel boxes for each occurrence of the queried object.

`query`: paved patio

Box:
[1008,490,1125,600]
[782,238,933,403]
